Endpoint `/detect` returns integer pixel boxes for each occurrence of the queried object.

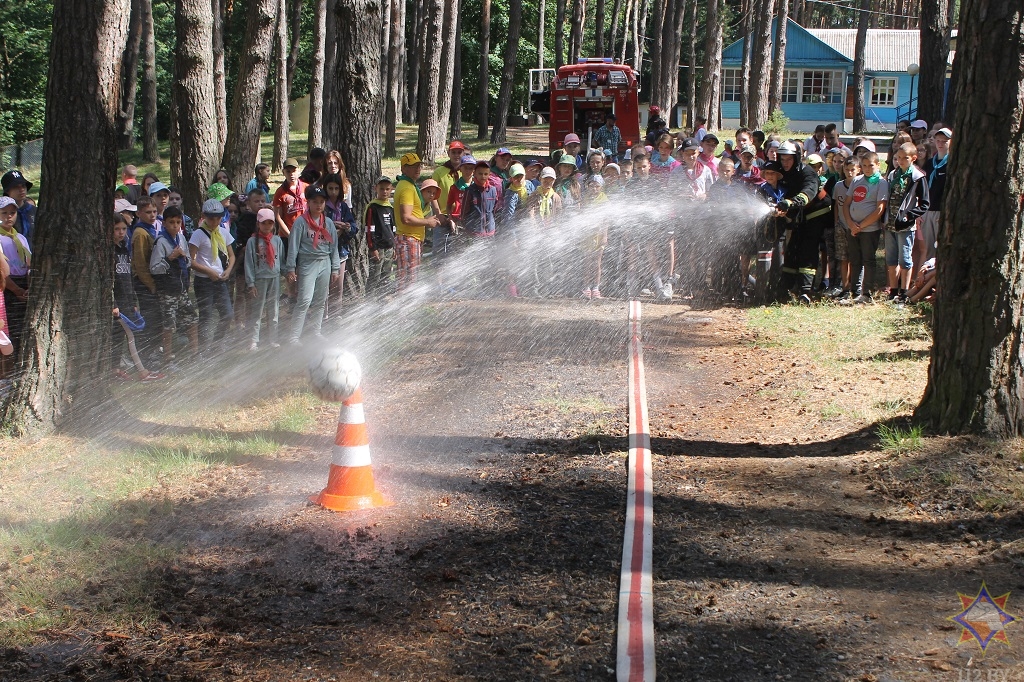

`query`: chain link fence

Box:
[0,138,43,173]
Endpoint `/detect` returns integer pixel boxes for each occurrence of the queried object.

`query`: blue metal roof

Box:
[723,18,853,69]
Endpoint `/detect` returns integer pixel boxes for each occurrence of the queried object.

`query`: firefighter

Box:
[774,142,822,303]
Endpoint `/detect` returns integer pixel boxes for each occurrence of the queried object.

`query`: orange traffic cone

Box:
[310,387,393,511]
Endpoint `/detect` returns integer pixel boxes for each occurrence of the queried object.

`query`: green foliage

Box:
[762,108,792,138]
[0,0,52,144]
[876,423,924,455]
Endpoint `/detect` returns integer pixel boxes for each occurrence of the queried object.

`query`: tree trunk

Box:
[2,0,130,435]
[405,0,421,122]
[416,0,443,159]
[169,93,181,183]
[595,0,605,55]
[619,0,633,63]
[272,0,290,171]
[384,0,403,155]
[636,0,649,77]
[918,0,950,124]
[943,40,961,123]
[539,0,547,67]
[696,0,722,129]
[324,0,384,298]
[555,0,566,67]
[569,0,585,63]
[915,0,1024,437]
[684,0,695,126]
[286,0,304,97]
[450,3,463,137]
[608,0,621,57]
[118,0,142,149]
[212,0,227,156]
[141,0,159,161]
[768,0,788,114]
[436,0,458,136]
[491,0,523,143]
[852,0,869,132]
[221,0,277,191]
[648,0,666,107]
[175,0,220,219]
[739,0,752,126]
[323,0,338,131]
[308,0,327,145]
[747,0,775,128]
[477,0,491,139]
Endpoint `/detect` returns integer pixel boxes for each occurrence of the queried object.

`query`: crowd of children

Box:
[0,119,949,381]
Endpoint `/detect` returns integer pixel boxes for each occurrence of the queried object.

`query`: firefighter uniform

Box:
[775,143,821,301]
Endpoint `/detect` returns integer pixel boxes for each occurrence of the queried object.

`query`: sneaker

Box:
[854,294,873,305]
[661,282,673,299]
[591,288,603,299]
[270,342,281,349]
[798,294,812,305]
[581,287,592,300]
[836,294,855,306]
[288,338,302,346]
[249,342,259,352]
[825,286,844,299]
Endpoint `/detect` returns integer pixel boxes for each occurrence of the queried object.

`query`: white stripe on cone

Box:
[338,402,365,425]
[331,444,372,468]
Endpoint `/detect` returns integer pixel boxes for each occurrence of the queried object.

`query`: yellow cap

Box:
[400,152,422,166]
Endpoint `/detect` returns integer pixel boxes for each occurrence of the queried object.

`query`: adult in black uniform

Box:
[774,141,822,302]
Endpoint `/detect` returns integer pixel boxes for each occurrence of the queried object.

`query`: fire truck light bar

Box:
[577,58,613,64]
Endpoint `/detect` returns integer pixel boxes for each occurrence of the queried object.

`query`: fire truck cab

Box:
[530,58,641,156]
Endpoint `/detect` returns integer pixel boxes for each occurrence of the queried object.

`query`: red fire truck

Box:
[530,58,641,156]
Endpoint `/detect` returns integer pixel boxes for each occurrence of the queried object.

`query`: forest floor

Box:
[2,291,1023,681]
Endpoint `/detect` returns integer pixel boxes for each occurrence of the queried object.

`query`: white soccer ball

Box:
[308,348,362,402]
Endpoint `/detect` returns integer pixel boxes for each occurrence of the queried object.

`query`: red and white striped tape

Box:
[616,300,655,681]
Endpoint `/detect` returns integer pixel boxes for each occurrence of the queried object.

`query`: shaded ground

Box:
[1,299,1023,681]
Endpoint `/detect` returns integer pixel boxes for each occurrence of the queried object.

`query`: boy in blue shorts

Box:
[884,143,930,302]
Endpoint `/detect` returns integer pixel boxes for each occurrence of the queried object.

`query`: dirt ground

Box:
[2,298,1024,682]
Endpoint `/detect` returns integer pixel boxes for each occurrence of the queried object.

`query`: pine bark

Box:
[568,0,585,64]
[308,0,327,146]
[175,0,220,218]
[436,0,458,138]
[608,0,621,57]
[647,0,666,107]
[696,0,722,130]
[212,0,227,156]
[141,0,159,161]
[636,0,649,77]
[595,0,605,55]
[918,0,950,124]
[747,0,775,128]
[852,0,869,132]
[477,0,491,139]
[416,0,444,159]
[916,0,1024,437]
[406,0,422,122]
[272,0,290,171]
[491,0,523,143]
[539,0,547,67]
[450,3,463,137]
[768,0,788,115]
[683,0,695,124]
[739,0,752,125]
[286,0,304,97]
[384,0,403,155]
[323,0,338,128]
[324,0,384,298]
[118,0,142,150]
[222,0,277,191]
[555,0,566,67]
[2,0,130,435]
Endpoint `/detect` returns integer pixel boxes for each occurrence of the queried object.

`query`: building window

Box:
[722,69,742,101]
[870,78,897,107]
[781,70,800,103]
[801,70,844,104]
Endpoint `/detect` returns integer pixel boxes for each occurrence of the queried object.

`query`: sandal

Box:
[114,369,133,381]
[139,371,166,382]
